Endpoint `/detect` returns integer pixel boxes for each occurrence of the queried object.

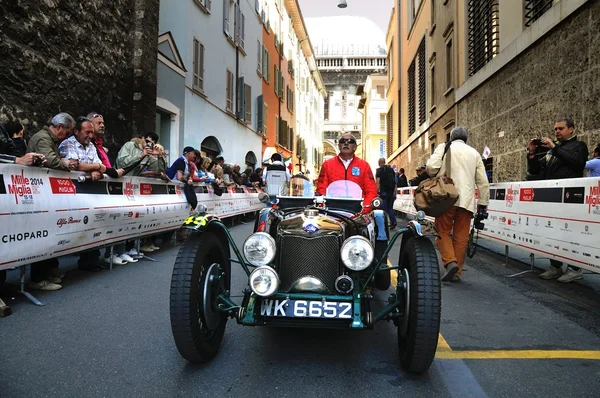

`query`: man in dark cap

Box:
[167,146,198,211]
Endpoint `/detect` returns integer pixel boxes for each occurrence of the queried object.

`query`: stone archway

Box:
[200,136,222,159]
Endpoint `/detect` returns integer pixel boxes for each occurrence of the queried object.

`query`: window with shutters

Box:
[468,0,499,76]
[263,103,268,136]
[257,95,263,132]
[257,40,262,76]
[237,10,246,50]
[408,60,416,135]
[223,0,232,38]
[524,0,554,27]
[446,37,453,90]
[226,69,234,112]
[274,65,279,95]
[192,38,204,93]
[244,84,252,123]
[417,37,426,125]
[194,0,211,13]
[379,113,386,132]
[236,77,245,119]
[262,45,269,82]
[275,115,280,144]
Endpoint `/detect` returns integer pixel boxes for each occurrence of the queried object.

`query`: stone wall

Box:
[0,0,159,163]
[457,0,600,182]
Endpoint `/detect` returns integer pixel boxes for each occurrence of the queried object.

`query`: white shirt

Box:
[338,155,353,169]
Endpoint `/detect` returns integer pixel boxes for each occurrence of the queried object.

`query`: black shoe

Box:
[390,223,397,230]
[441,262,459,281]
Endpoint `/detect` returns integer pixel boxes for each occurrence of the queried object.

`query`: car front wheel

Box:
[397,236,441,373]
[170,232,230,362]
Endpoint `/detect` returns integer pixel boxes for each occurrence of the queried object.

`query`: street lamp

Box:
[338,0,347,8]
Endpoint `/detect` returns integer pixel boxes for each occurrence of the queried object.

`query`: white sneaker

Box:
[119,253,138,263]
[140,245,155,252]
[149,244,160,251]
[30,280,62,291]
[557,268,583,283]
[126,248,144,258]
[47,275,62,284]
[103,254,126,265]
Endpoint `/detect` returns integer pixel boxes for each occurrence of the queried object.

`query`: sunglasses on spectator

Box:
[90,114,103,119]
[339,138,356,144]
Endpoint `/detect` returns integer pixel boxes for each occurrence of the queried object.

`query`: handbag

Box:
[413,143,459,217]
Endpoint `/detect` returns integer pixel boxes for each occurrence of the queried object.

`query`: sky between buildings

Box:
[298,0,394,37]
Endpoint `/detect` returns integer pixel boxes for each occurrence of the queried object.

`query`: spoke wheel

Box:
[170,232,230,362]
[397,237,441,373]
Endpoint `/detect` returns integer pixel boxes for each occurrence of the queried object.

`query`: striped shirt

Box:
[58,135,101,164]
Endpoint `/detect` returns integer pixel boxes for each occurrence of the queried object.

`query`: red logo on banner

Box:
[585,181,600,213]
[49,177,76,195]
[140,183,152,195]
[520,188,534,202]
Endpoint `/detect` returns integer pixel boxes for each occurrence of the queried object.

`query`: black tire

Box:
[397,237,441,373]
[467,228,477,258]
[170,232,230,362]
[374,241,391,290]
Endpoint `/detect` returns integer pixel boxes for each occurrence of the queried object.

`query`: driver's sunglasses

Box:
[339,138,356,145]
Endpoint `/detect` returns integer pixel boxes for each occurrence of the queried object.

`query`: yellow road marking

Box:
[435,350,600,360]
[437,334,452,352]
[384,264,600,361]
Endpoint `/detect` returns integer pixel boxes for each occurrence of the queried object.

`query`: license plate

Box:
[259,299,352,319]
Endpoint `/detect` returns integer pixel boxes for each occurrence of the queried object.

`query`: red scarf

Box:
[93,137,111,168]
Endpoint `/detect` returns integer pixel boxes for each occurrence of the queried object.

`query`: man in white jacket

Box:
[426,127,490,282]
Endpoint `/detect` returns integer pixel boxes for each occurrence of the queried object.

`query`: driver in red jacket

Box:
[316,133,378,212]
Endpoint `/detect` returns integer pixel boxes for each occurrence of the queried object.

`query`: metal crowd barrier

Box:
[393,177,600,275]
[0,163,264,305]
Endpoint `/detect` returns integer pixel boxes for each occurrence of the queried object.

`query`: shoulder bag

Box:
[413,143,459,217]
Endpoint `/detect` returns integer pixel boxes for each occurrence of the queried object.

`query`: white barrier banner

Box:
[0,164,263,270]
[394,177,600,274]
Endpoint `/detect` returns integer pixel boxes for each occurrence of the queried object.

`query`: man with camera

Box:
[426,127,490,282]
[527,117,588,283]
[115,132,160,176]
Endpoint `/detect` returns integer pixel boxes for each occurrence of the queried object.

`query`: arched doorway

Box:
[245,151,257,169]
[200,136,222,159]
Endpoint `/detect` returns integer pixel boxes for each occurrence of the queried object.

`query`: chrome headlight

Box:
[340,236,374,271]
[243,232,276,266]
[249,266,280,297]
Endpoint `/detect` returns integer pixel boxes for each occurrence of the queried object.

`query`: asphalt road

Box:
[2,216,600,398]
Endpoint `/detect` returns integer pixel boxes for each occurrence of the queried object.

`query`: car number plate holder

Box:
[259,299,352,319]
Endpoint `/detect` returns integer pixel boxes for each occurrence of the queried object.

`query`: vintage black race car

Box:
[169,178,441,373]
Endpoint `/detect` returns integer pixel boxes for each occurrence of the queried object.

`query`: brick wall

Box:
[0,0,159,163]
[457,1,600,182]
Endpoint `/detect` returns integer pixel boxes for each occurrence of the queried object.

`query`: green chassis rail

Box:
[182,214,430,329]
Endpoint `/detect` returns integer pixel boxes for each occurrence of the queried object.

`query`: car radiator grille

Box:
[278,234,341,293]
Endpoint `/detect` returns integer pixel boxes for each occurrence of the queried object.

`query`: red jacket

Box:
[316,156,378,207]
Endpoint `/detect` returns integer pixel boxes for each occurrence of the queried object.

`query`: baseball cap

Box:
[183,146,195,154]
[215,155,224,161]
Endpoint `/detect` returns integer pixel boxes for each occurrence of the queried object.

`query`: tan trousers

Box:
[434,206,472,277]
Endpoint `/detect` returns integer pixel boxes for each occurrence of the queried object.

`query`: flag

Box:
[283,157,293,172]
[482,146,491,160]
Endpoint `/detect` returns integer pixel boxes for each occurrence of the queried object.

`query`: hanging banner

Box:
[393,177,600,274]
[0,164,263,270]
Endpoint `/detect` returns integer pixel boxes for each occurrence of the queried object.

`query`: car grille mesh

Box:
[278,234,341,293]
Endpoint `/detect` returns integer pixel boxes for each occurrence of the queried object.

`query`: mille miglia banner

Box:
[0,164,264,270]
[394,177,600,275]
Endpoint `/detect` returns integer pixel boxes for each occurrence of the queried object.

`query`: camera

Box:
[474,207,488,230]
[145,140,154,150]
[531,138,542,146]
[33,156,43,167]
